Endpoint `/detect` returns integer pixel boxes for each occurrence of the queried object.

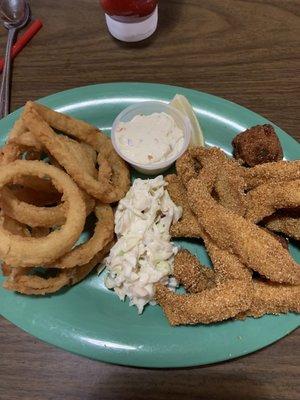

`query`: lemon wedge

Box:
[170,94,205,147]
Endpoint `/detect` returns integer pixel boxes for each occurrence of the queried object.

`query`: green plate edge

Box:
[0,82,299,368]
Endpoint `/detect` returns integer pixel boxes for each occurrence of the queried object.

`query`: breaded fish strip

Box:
[165,174,203,238]
[187,178,300,285]
[213,167,246,216]
[156,280,252,326]
[264,209,300,241]
[174,250,215,293]
[176,147,246,214]
[167,174,251,284]
[204,239,252,283]
[238,279,300,318]
[176,147,242,188]
[167,147,247,237]
[245,180,300,223]
[244,160,300,190]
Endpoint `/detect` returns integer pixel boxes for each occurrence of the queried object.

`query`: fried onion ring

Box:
[0,186,95,228]
[24,101,130,203]
[0,143,22,165]
[10,130,43,152]
[58,135,98,178]
[29,101,109,151]
[9,185,61,206]
[51,203,114,269]
[3,241,113,295]
[22,105,129,203]
[0,160,86,266]
[1,213,31,237]
[12,175,57,194]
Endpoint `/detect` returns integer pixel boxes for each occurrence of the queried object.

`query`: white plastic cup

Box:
[111,101,191,175]
[105,6,158,42]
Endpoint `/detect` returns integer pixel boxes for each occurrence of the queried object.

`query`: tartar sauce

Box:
[103,175,182,314]
[115,112,184,164]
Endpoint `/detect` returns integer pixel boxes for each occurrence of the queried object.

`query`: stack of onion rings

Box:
[0,102,127,295]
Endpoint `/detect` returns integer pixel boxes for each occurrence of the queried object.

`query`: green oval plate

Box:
[0,83,299,368]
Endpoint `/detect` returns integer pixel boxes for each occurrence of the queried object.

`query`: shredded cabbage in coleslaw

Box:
[103,175,182,314]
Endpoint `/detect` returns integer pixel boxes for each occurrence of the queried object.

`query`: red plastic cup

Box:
[100,0,159,42]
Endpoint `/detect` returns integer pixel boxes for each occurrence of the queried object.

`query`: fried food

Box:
[31,226,51,238]
[161,145,300,325]
[166,172,253,325]
[165,174,203,238]
[1,214,49,239]
[0,103,132,295]
[0,186,67,227]
[1,213,30,237]
[58,135,98,178]
[22,107,109,199]
[1,197,111,295]
[166,174,251,281]
[238,279,300,318]
[7,118,27,140]
[166,164,246,239]
[0,216,38,276]
[10,130,43,152]
[0,183,95,228]
[1,263,12,276]
[176,146,219,188]
[156,279,252,325]
[9,185,61,206]
[244,160,300,190]
[51,204,114,269]
[28,101,108,151]
[204,239,252,283]
[176,146,239,187]
[232,124,283,167]
[245,180,300,223]
[176,146,246,215]
[3,241,113,295]
[11,175,57,194]
[23,101,130,203]
[0,160,86,267]
[260,228,289,250]
[187,178,300,284]
[166,172,251,288]
[97,151,131,204]
[264,208,300,241]
[0,142,22,165]
[5,118,43,157]
[213,166,246,216]
[97,154,113,182]
[174,250,215,293]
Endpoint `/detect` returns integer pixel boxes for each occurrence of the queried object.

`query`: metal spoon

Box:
[0,0,30,118]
